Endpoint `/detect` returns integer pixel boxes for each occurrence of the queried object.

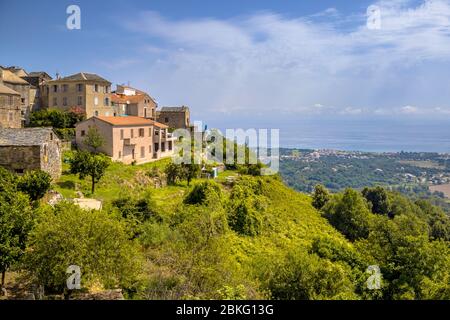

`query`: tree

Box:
[362,186,391,216]
[70,151,110,194]
[23,202,143,294]
[322,189,371,241]
[182,163,201,186]
[17,170,52,201]
[164,162,184,185]
[0,186,33,290]
[312,185,331,210]
[83,126,105,153]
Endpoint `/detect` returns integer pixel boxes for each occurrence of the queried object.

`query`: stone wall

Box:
[0,141,61,180]
[157,110,190,129]
[0,145,41,174]
[0,95,21,128]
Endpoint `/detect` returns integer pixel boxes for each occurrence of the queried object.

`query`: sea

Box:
[207,117,450,154]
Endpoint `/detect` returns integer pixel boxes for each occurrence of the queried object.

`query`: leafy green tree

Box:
[70,151,110,194]
[362,186,391,216]
[184,181,223,206]
[312,184,331,210]
[266,249,357,299]
[23,202,143,294]
[17,170,52,201]
[0,185,33,290]
[323,189,371,241]
[164,162,184,185]
[83,126,105,153]
[182,163,201,186]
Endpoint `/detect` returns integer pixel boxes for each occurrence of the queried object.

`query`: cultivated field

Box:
[430,183,450,198]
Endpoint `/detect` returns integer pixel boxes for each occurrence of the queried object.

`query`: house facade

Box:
[111,85,157,120]
[156,106,191,129]
[0,127,62,179]
[46,72,114,118]
[0,83,22,128]
[22,71,53,111]
[0,67,32,125]
[75,116,174,165]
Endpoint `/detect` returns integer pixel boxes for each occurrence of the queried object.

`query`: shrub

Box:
[23,202,143,293]
[17,170,52,201]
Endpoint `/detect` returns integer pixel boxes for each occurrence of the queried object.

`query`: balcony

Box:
[123,138,137,146]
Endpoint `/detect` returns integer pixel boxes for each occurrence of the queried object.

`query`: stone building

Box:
[22,71,53,111]
[0,67,32,125]
[75,116,174,165]
[0,83,22,128]
[0,127,62,179]
[111,85,157,120]
[156,106,190,129]
[45,72,114,118]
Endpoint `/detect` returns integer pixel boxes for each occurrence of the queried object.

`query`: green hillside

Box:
[1,158,449,300]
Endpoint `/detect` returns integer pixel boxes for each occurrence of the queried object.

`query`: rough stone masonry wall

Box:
[41,140,62,180]
[0,145,41,173]
[0,142,62,180]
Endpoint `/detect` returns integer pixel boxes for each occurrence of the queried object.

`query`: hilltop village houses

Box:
[0,65,193,177]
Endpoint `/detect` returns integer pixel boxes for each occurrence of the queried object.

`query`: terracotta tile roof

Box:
[111,93,149,104]
[0,83,20,95]
[95,116,168,128]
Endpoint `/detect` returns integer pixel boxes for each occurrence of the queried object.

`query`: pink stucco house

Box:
[75,116,174,164]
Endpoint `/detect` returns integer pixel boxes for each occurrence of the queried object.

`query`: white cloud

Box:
[122,0,450,120]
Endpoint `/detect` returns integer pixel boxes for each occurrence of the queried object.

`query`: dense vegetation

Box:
[279,148,450,213]
[1,159,449,299]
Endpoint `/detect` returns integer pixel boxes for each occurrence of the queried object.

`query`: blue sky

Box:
[1,0,450,151]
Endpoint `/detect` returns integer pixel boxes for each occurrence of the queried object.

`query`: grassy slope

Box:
[223,177,352,279]
[54,159,354,290]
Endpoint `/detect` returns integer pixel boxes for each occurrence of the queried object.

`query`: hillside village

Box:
[0,66,195,176]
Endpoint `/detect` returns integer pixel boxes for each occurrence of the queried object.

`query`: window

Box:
[164,117,169,123]
[94,84,99,92]
[8,112,13,121]
[168,141,173,151]
[161,142,166,152]
[118,151,122,158]
[149,128,152,136]
[77,96,82,105]
[154,142,159,152]
[50,133,54,141]
[139,128,144,137]
[141,146,145,158]
[8,96,13,105]
[104,97,109,106]
[77,84,83,92]
[81,130,86,136]
[120,129,124,140]
[149,145,152,154]
[105,86,110,93]
[62,84,68,92]
[132,149,135,159]
[53,97,57,106]
[15,169,24,174]
[53,85,58,93]
[63,97,68,106]
[94,111,99,116]
[155,129,159,136]
[131,129,134,138]
[21,98,25,104]
[94,97,98,106]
